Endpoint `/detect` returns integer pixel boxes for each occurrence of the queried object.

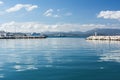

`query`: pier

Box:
[86,36,120,41]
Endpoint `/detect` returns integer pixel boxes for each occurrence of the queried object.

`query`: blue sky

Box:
[0,0,120,32]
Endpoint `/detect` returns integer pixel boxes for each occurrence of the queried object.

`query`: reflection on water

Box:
[13,65,38,72]
[100,50,120,62]
[87,40,120,63]
[0,38,90,79]
[0,38,120,80]
[0,74,4,78]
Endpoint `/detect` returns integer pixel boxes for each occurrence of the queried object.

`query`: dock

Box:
[0,36,46,39]
[86,36,120,41]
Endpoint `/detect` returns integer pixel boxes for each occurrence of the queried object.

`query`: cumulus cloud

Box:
[43,9,53,17]
[43,9,72,18]
[97,10,120,21]
[0,1,3,5]
[0,21,118,32]
[6,4,38,12]
[43,9,60,18]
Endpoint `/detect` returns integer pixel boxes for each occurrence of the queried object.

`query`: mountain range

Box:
[43,28,120,37]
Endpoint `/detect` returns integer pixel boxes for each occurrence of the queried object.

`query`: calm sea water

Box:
[0,38,120,80]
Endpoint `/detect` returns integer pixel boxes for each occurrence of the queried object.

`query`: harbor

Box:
[0,31,46,39]
[0,36,46,39]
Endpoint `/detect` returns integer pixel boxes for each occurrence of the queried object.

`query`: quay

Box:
[0,36,46,39]
[86,36,120,41]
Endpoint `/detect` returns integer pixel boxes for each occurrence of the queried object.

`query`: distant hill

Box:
[43,28,120,37]
[43,31,84,37]
[85,28,120,36]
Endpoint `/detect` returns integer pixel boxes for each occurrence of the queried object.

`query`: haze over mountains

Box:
[43,28,120,37]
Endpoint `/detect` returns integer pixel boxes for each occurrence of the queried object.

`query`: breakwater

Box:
[86,36,120,41]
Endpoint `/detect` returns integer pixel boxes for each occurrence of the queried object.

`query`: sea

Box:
[0,38,120,80]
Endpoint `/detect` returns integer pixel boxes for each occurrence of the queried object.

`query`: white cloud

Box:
[43,9,53,17]
[43,9,72,18]
[6,4,38,13]
[43,9,60,18]
[97,10,120,21]
[0,1,3,5]
[0,21,119,32]
[26,5,38,11]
